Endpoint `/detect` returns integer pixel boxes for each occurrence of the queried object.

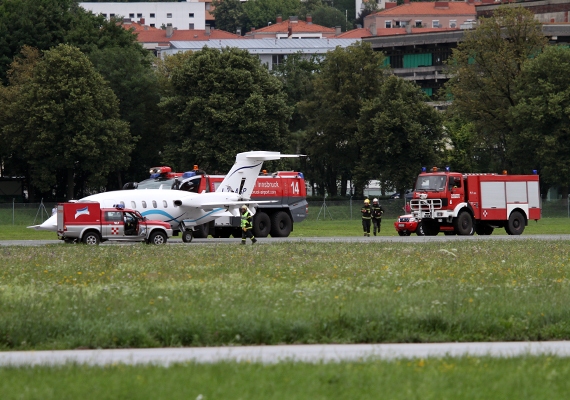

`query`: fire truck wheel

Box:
[506,211,525,235]
[475,223,494,235]
[416,222,425,236]
[82,231,100,245]
[252,212,271,238]
[421,220,439,236]
[454,211,474,236]
[193,223,209,238]
[182,230,193,243]
[270,211,292,237]
[148,231,167,245]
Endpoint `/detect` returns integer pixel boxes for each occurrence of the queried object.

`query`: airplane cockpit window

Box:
[136,177,177,190]
[178,176,201,193]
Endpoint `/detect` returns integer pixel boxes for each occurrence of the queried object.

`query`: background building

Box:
[79,1,206,30]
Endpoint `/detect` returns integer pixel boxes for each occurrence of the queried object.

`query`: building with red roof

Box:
[364,0,478,30]
[122,20,241,52]
[244,15,338,39]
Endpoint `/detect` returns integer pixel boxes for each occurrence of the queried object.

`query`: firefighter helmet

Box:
[373,198,378,203]
[241,205,247,210]
[364,199,370,204]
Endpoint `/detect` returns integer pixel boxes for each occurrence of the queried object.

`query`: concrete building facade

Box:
[79,1,206,30]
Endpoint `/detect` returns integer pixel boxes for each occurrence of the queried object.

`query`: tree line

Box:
[0,3,568,201]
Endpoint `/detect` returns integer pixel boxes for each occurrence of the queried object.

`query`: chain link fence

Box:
[306,199,570,221]
[0,200,568,225]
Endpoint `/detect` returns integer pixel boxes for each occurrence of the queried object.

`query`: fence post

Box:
[350,196,352,220]
[12,198,15,225]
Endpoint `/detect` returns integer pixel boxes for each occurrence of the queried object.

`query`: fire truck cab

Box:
[410,169,541,236]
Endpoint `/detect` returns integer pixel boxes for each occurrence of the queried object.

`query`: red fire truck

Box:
[57,202,173,245]
[408,168,541,236]
[125,166,308,238]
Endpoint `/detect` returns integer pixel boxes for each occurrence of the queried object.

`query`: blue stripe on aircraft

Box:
[141,210,186,223]
[227,162,262,178]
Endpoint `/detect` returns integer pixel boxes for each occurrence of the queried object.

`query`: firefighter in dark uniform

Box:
[240,205,257,245]
[371,198,385,236]
[361,198,372,237]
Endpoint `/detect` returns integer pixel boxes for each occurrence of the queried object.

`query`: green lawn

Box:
[2,357,570,400]
[2,241,570,350]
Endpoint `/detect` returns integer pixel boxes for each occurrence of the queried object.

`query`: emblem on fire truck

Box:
[75,207,90,219]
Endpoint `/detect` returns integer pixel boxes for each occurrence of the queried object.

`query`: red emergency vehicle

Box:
[57,202,173,245]
[125,166,307,238]
[407,168,541,236]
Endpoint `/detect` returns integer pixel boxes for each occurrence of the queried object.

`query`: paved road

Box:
[2,342,570,366]
[2,234,570,246]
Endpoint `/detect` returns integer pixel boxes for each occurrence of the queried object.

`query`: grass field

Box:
[2,356,570,399]
[1,240,570,350]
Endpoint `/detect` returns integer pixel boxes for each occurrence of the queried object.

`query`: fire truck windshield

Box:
[136,178,177,190]
[415,175,447,191]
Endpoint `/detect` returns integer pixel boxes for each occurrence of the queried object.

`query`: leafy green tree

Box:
[312,5,347,30]
[89,46,162,187]
[357,76,444,194]
[511,45,570,197]
[299,42,387,196]
[0,0,75,82]
[444,7,547,172]
[441,115,481,173]
[212,0,248,35]
[243,0,301,30]
[159,47,292,173]
[1,44,133,200]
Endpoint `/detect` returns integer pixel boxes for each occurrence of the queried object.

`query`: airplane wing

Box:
[199,200,277,209]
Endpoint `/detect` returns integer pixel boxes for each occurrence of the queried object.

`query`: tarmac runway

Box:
[2,234,570,246]
[2,342,570,366]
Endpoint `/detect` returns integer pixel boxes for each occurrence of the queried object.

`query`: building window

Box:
[102,13,107,18]
[150,13,155,18]
[129,13,134,18]
[167,23,172,27]
[167,13,172,18]
[189,23,194,29]
[385,20,392,28]
[137,13,143,18]
[415,20,422,28]
[432,20,440,28]
[449,20,457,28]
[189,13,194,18]
[150,23,155,27]
[110,13,115,18]
[205,3,212,10]
[272,54,285,68]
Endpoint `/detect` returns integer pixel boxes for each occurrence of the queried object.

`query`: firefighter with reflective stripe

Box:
[371,198,385,236]
[240,205,257,245]
[361,199,372,237]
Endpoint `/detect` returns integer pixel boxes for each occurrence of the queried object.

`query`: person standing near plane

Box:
[371,198,385,236]
[240,205,257,245]
[361,199,372,237]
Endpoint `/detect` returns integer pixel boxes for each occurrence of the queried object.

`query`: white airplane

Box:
[29,151,301,241]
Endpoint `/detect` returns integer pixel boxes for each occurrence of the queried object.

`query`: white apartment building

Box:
[79,1,206,30]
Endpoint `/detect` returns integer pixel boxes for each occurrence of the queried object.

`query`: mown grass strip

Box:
[1,241,570,349]
[1,356,570,400]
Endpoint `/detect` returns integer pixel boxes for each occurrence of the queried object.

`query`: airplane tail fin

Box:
[216,151,302,200]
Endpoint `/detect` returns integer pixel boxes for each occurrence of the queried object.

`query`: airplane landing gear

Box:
[182,229,193,243]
